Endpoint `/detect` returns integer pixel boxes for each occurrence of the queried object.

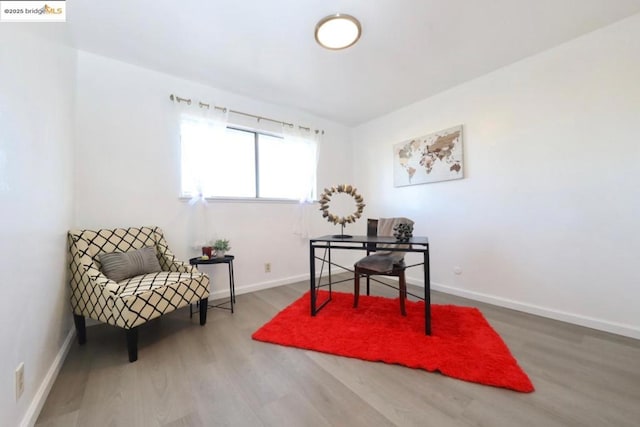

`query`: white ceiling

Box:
[68,0,640,126]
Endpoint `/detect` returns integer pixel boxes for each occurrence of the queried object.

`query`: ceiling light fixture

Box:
[315,13,361,50]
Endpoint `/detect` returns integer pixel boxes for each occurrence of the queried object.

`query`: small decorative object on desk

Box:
[318,184,365,239]
[201,246,213,259]
[212,238,231,258]
[393,223,413,242]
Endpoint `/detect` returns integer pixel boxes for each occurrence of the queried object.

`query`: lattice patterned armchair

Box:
[68,226,209,362]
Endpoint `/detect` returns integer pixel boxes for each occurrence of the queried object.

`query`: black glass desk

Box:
[309,235,431,335]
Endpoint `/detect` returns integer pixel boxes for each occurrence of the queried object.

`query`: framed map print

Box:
[393,125,463,186]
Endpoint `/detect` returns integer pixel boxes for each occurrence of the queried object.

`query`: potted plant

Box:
[212,239,231,257]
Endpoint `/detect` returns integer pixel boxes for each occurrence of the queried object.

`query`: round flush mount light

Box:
[315,13,362,50]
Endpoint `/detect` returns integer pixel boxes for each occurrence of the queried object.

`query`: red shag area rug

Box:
[252,291,534,392]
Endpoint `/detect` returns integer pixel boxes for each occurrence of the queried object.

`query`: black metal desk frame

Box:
[189,255,236,314]
[309,235,431,335]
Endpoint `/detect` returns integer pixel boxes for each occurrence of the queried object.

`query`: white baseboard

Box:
[209,273,308,299]
[208,267,345,300]
[406,276,640,340]
[21,327,75,427]
[216,271,640,340]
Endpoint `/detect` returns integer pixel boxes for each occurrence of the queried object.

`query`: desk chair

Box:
[354,217,414,315]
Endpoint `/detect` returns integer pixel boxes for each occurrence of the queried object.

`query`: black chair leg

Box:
[126,328,138,362]
[199,298,208,325]
[354,270,360,308]
[74,314,86,345]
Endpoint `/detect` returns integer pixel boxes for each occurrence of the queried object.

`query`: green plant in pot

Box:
[212,239,231,257]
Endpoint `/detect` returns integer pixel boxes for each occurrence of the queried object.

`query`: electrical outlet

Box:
[265,263,271,273]
[16,362,24,401]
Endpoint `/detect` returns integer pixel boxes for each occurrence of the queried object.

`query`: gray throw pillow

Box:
[99,246,162,282]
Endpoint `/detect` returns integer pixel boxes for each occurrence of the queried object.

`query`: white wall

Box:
[352,14,640,338]
[0,27,76,426]
[74,51,354,297]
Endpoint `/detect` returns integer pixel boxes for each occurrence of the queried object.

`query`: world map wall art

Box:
[393,125,463,187]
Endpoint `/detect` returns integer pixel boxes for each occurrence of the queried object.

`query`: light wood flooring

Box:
[36,278,640,426]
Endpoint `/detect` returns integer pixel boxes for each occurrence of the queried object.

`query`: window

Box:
[180,119,317,201]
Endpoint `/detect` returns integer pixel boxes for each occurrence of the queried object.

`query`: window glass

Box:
[206,128,255,198]
[258,133,316,200]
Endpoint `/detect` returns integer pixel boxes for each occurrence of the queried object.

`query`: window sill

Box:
[179,196,318,204]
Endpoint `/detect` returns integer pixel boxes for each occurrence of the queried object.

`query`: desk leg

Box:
[424,249,431,335]
[310,241,316,316]
[327,242,332,298]
[228,261,234,314]
[229,260,236,303]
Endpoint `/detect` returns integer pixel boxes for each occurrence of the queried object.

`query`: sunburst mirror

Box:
[318,184,365,238]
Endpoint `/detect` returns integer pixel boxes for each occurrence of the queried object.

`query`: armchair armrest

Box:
[152,227,200,275]
[80,255,122,295]
[167,260,199,274]
[69,232,121,296]
[92,269,121,295]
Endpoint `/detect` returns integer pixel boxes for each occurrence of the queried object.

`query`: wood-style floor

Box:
[36,279,640,426]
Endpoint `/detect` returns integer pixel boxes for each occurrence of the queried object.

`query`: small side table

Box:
[189,255,236,314]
